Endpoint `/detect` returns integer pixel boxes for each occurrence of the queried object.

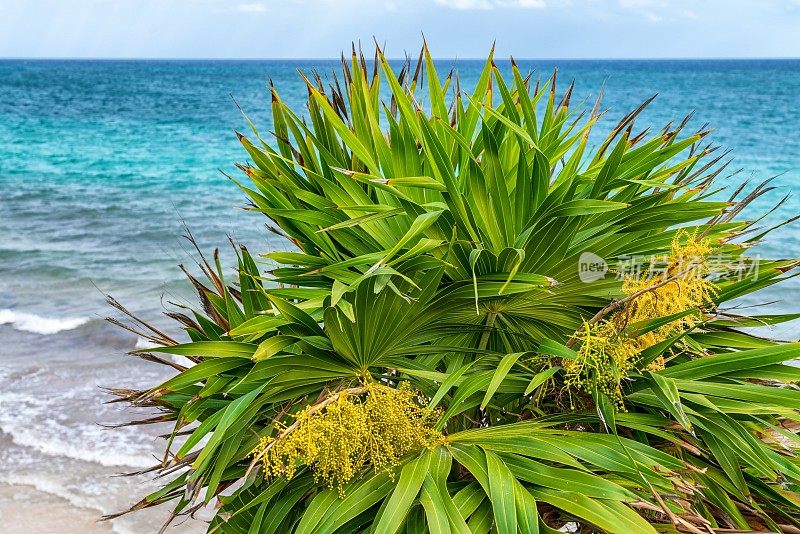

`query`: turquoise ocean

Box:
[1,59,799,532]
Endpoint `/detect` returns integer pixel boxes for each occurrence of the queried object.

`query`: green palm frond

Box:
[109,44,800,534]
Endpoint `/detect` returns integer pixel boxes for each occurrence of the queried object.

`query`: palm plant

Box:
[110,44,800,533]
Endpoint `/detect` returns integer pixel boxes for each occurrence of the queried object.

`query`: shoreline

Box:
[0,482,112,534]
[0,481,206,534]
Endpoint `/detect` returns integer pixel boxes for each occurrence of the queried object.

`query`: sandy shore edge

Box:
[0,482,112,533]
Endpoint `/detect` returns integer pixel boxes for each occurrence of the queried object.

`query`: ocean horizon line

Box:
[2,56,800,62]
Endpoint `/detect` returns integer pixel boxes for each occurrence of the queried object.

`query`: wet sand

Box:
[0,483,112,534]
[0,482,208,534]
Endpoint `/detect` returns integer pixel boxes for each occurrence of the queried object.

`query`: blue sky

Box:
[1,0,799,59]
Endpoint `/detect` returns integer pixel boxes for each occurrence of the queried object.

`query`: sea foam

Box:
[0,309,90,335]
[0,390,155,469]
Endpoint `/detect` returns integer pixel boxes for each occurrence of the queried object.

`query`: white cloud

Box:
[434,0,545,9]
[236,2,267,12]
[434,0,493,9]
[616,0,699,23]
[618,0,663,7]
[503,0,546,7]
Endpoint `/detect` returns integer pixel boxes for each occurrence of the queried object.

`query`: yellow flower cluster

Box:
[621,231,717,350]
[564,321,640,409]
[565,231,717,407]
[251,381,440,496]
